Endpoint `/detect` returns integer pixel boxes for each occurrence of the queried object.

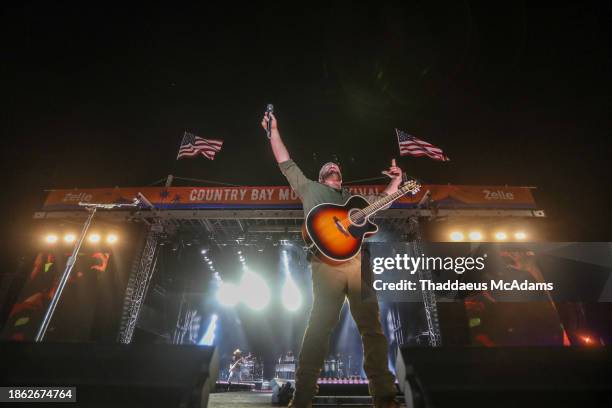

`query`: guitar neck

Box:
[230,358,243,370]
[360,184,414,218]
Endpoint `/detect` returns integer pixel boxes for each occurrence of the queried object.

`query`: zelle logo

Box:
[483,189,514,200]
[63,192,92,202]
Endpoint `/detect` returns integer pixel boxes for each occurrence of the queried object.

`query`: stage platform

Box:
[210,388,406,407]
[209,391,273,408]
[209,391,407,407]
[215,380,258,392]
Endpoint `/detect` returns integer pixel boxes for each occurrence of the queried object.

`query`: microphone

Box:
[266,104,274,138]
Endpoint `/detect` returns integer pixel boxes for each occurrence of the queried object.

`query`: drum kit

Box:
[229,350,357,382]
[274,352,353,381]
[241,353,263,381]
[322,356,346,378]
[275,351,296,380]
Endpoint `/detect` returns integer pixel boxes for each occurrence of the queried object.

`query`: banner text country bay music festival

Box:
[42,185,537,211]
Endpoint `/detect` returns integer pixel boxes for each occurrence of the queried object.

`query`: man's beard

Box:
[323,170,341,182]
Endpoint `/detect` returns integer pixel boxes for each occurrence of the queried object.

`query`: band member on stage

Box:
[228,349,245,383]
[262,113,402,408]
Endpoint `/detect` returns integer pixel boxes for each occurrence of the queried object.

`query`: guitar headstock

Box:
[401,178,421,195]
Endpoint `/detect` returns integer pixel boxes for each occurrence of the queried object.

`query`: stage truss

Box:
[117,223,162,344]
[36,207,543,244]
[35,205,545,347]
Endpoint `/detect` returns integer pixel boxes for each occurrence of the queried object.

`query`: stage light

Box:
[281,250,289,270]
[106,233,118,244]
[63,233,76,244]
[494,232,508,241]
[281,276,302,311]
[217,282,240,307]
[199,314,218,346]
[514,231,527,240]
[201,249,208,254]
[45,234,58,244]
[88,233,101,244]
[240,270,270,311]
[450,231,464,241]
[468,231,483,241]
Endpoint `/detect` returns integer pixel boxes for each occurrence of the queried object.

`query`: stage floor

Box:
[209,391,273,408]
[209,391,403,407]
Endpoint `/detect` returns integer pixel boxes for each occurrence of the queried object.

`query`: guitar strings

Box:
[348,182,417,224]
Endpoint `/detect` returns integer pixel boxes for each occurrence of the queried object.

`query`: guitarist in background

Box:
[227,349,246,384]
[262,112,402,408]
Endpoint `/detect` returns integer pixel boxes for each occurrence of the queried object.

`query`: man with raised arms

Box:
[262,112,403,408]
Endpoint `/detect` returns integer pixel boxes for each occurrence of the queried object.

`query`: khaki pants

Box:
[292,254,397,406]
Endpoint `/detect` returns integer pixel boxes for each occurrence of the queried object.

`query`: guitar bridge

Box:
[333,216,350,237]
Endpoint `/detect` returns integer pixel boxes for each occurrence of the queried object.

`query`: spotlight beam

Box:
[240,270,270,311]
[281,276,302,311]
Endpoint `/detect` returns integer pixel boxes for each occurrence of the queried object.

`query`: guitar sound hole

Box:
[348,209,366,226]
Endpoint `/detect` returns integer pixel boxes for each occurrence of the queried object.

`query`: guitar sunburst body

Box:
[301,180,421,264]
[302,195,378,263]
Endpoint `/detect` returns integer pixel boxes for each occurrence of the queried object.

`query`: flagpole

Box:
[177,131,187,160]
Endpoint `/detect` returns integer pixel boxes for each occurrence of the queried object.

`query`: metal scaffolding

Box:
[408,217,442,347]
[117,224,162,344]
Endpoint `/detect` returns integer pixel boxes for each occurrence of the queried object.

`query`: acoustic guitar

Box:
[301,180,421,263]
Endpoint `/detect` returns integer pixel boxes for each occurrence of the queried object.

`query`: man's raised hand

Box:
[382,158,403,183]
[261,112,278,132]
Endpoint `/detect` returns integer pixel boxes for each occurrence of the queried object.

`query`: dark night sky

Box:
[1,1,610,268]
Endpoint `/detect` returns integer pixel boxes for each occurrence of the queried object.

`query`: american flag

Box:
[177,132,223,160]
[395,128,449,161]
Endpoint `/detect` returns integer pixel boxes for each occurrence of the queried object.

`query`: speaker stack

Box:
[396,346,612,408]
[0,342,218,407]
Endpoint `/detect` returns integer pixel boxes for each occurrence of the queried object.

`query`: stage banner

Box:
[42,185,537,211]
